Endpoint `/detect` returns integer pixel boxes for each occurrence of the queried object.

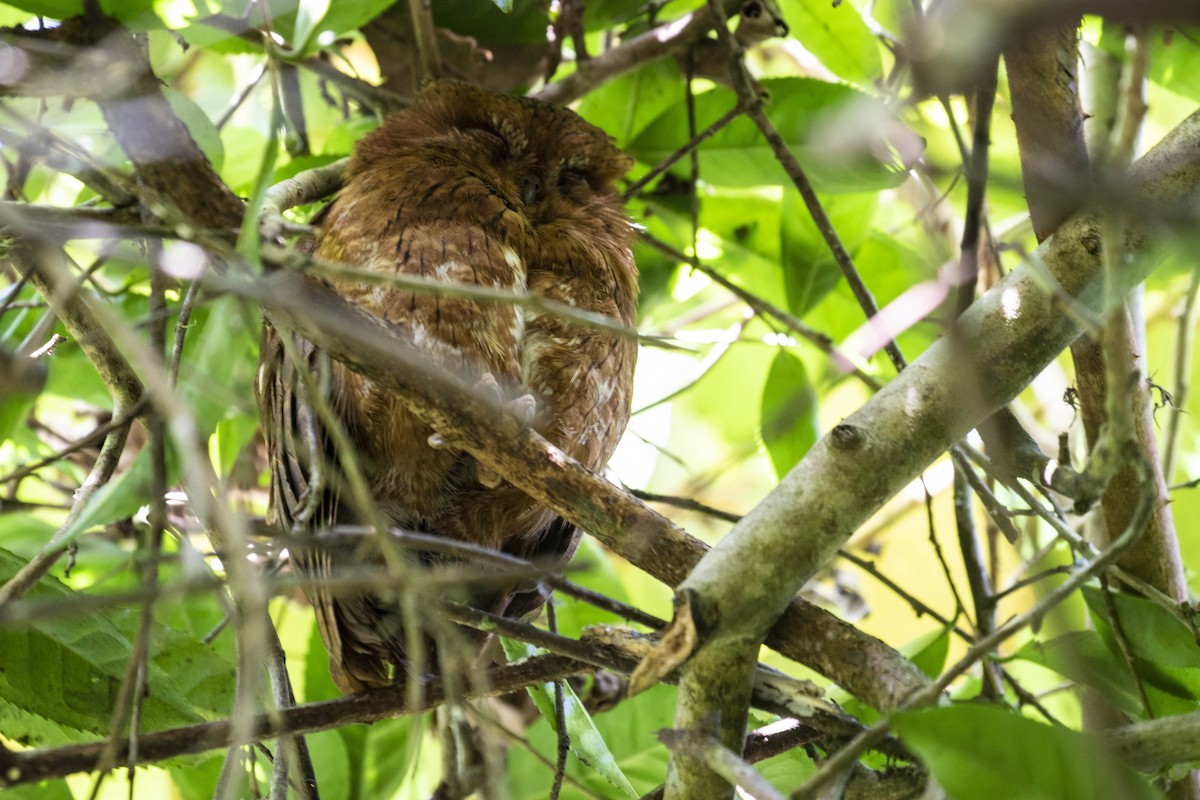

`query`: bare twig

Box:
[702,0,906,373]
[534,1,742,106]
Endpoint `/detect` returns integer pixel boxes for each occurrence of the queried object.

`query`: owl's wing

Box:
[259,320,405,692]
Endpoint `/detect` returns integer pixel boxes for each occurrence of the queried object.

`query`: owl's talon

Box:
[477,463,504,489]
[509,393,537,429]
[476,372,504,402]
[475,392,537,489]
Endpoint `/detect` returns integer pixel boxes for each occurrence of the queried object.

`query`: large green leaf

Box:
[0,780,74,800]
[1083,587,1200,670]
[642,189,791,311]
[779,0,882,85]
[176,296,259,435]
[502,638,638,798]
[1014,631,1145,718]
[780,189,876,316]
[629,78,914,193]
[0,547,233,747]
[509,684,677,799]
[363,714,438,800]
[432,0,548,42]
[577,60,683,148]
[893,705,1164,800]
[1077,587,1200,716]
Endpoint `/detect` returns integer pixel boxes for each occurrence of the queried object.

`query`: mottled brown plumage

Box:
[258,81,637,694]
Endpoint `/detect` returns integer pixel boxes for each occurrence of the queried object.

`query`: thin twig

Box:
[703,0,907,373]
[1163,265,1200,481]
[622,103,745,201]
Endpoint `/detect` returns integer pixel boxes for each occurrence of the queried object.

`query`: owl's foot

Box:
[475,372,537,488]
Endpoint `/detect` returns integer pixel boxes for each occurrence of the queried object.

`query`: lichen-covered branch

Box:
[630,106,1200,759]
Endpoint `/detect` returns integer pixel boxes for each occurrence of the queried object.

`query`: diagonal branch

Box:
[629,104,1200,794]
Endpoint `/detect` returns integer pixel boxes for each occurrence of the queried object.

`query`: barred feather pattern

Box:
[258,81,638,694]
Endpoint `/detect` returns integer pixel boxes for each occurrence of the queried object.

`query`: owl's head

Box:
[353,81,633,221]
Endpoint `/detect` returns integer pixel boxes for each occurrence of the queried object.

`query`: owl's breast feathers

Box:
[260,80,638,693]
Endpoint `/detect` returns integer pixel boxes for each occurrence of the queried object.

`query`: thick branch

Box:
[632,107,1200,696]
[50,14,244,229]
[208,259,930,711]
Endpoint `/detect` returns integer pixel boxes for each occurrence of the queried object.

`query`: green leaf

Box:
[314,0,397,42]
[364,715,435,799]
[0,0,157,22]
[905,625,952,680]
[1083,587,1200,670]
[893,705,1164,800]
[501,638,638,798]
[210,414,258,478]
[0,780,75,800]
[1075,588,1200,716]
[52,448,162,547]
[167,755,227,800]
[0,386,38,445]
[0,547,229,747]
[509,684,676,799]
[576,60,682,148]
[780,189,876,316]
[756,745,816,792]
[432,0,547,41]
[643,189,790,310]
[164,88,225,172]
[779,0,882,85]
[176,296,259,435]
[1014,631,1146,718]
[1100,24,1200,103]
[760,350,818,478]
[291,0,332,53]
[307,729,352,800]
[629,78,915,193]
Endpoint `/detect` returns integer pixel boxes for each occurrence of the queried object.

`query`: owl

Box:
[258,81,638,694]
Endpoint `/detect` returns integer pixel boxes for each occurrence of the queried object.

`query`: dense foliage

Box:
[1,1,1200,799]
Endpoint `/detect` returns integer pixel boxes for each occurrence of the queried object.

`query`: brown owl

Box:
[258,81,638,694]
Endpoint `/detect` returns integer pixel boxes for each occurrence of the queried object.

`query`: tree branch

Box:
[629,104,1200,754]
[0,655,583,787]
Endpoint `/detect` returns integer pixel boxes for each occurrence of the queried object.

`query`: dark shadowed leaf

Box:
[761,349,818,478]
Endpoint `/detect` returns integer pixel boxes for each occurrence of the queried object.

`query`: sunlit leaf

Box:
[629,78,916,193]
[894,706,1164,800]
[0,547,232,747]
[501,638,639,798]
[509,684,677,799]
[904,624,952,680]
[780,189,876,316]
[779,0,882,85]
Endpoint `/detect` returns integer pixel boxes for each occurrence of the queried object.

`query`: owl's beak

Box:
[522,175,541,206]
